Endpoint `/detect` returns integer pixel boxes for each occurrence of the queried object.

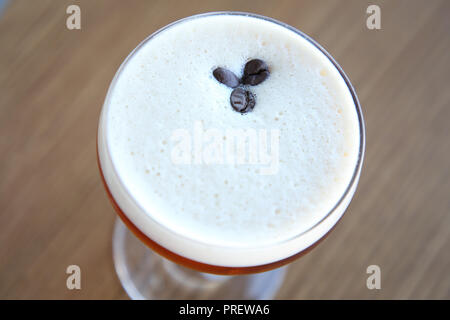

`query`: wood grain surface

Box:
[0,0,449,299]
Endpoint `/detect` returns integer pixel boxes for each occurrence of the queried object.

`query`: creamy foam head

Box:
[98,13,363,266]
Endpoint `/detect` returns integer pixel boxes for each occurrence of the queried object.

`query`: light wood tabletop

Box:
[0,0,449,299]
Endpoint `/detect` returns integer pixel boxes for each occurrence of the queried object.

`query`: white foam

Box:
[98,13,364,267]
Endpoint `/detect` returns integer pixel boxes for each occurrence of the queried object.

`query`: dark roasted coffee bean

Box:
[213,67,240,88]
[230,88,256,113]
[242,59,269,85]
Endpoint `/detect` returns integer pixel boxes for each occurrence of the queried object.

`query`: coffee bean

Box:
[230,88,255,113]
[213,67,240,88]
[242,59,269,85]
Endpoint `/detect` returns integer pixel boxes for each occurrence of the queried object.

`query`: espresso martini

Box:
[98,13,363,270]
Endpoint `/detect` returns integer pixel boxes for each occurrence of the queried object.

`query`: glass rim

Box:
[99,11,366,251]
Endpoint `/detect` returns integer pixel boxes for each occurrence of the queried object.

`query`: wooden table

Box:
[1,0,449,299]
